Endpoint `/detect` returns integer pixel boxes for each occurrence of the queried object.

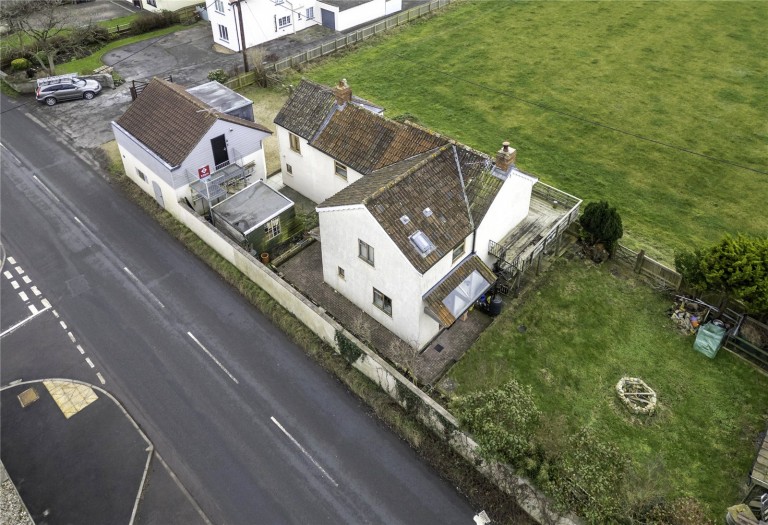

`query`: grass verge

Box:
[446,253,768,520]
[97,141,534,525]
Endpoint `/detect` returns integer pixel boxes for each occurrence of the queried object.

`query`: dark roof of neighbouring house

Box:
[115,78,271,167]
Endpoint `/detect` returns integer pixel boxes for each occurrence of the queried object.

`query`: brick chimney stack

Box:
[333,78,352,107]
[495,141,517,172]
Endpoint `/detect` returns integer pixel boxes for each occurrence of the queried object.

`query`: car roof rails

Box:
[36,73,78,86]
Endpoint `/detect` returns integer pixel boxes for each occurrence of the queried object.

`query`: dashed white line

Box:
[186,332,239,384]
[60,321,68,330]
[270,416,339,487]
[14,266,24,275]
[7,257,16,265]
[22,275,31,284]
[28,305,38,315]
[97,372,106,385]
[123,267,165,309]
[52,310,60,318]
[3,271,12,279]
[77,345,85,355]
[67,332,76,343]
[18,291,28,302]
[85,358,94,368]
[32,175,61,203]
[42,299,51,309]
[0,143,22,166]
[0,304,51,338]
[73,216,84,226]
[31,286,41,296]
[10,281,19,290]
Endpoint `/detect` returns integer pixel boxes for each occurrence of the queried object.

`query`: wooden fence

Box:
[723,316,768,373]
[613,244,683,290]
[225,0,455,90]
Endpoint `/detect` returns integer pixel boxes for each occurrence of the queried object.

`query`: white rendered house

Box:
[111,78,272,213]
[209,0,401,52]
[276,79,537,349]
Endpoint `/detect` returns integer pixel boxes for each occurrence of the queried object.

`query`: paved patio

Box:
[278,241,493,385]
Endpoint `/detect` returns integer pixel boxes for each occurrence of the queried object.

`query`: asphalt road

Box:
[0,93,477,523]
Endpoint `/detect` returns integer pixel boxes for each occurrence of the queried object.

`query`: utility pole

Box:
[233,0,249,72]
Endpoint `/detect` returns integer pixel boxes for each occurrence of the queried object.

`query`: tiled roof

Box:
[423,255,497,326]
[115,78,270,167]
[312,105,447,175]
[273,79,338,140]
[365,146,474,274]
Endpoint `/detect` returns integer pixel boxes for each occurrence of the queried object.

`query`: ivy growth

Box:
[335,330,362,365]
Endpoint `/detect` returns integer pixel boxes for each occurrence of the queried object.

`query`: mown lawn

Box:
[446,255,768,518]
[298,0,767,263]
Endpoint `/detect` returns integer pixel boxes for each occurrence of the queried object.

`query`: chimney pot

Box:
[495,141,517,172]
[333,78,352,107]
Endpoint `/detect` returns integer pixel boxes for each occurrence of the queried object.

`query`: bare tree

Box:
[0,0,68,73]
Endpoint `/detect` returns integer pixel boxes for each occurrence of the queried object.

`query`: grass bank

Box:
[98,141,534,525]
[296,0,767,264]
[446,254,768,519]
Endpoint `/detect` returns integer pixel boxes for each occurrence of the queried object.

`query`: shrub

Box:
[10,58,31,71]
[70,24,110,48]
[579,200,624,254]
[452,379,541,467]
[207,69,229,83]
[131,10,179,35]
[545,428,629,524]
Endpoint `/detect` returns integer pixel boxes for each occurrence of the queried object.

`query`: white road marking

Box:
[123,267,165,309]
[270,417,339,487]
[77,345,85,355]
[0,304,51,338]
[52,310,59,318]
[3,271,12,279]
[42,299,51,308]
[60,321,68,330]
[14,266,24,275]
[22,275,31,284]
[97,372,106,385]
[31,286,41,296]
[67,332,76,343]
[28,305,38,314]
[9,379,23,386]
[86,358,94,368]
[7,257,16,265]
[18,291,28,301]
[0,143,22,166]
[32,175,61,203]
[186,332,239,384]
[11,281,19,290]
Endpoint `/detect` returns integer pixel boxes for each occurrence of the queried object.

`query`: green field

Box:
[299,0,767,263]
[446,256,768,518]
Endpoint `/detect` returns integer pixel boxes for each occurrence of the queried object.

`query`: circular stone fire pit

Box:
[616,377,657,415]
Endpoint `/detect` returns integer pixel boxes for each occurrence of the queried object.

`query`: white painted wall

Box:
[475,170,536,265]
[210,0,317,52]
[276,125,362,204]
[141,0,199,13]
[317,0,398,31]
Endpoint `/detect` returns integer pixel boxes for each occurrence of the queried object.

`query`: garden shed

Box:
[211,181,296,253]
[186,81,255,122]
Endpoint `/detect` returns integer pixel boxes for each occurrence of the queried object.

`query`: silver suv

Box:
[35,74,102,106]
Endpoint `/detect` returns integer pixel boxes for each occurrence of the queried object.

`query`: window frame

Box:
[338,266,345,279]
[264,217,281,239]
[335,161,348,180]
[288,132,301,153]
[452,241,465,263]
[214,0,224,13]
[277,15,291,28]
[373,288,392,316]
[306,7,314,19]
[218,24,229,42]
[358,239,374,266]
[136,168,147,183]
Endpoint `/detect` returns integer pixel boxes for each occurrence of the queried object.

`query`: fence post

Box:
[633,250,645,273]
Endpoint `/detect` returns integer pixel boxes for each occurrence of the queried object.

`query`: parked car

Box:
[35,74,102,106]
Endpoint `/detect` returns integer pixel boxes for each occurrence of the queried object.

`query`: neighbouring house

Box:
[129,0,200,12]
[211,180,298,254]
[111,78,272,215]
[209,0,401,53]
[275,79,541,349]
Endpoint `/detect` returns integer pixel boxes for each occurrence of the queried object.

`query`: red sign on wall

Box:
[198,165,211,179]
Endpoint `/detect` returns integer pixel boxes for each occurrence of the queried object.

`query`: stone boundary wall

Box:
[166,198,577,525]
